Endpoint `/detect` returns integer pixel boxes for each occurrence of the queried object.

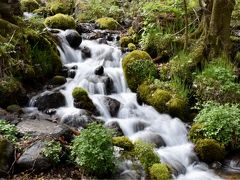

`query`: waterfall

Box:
[34,29,222,179]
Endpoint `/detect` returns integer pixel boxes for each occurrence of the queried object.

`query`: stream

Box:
[29,29,221,179]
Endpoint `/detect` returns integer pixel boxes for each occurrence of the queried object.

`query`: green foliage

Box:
[0,120,18,143]
[122,50,152,70]
[133,140,160,172]
[194,102,240,150]
[195,139,226,163]
[44,13,76,30]
[188,123,204,143]
[0,18,19,37]
[119,36,133,47]
[25,16,45,32]
[125,59,158,92]
[112,136,134,151]
[47,0,74,15]
[71,123,116,177]
[72,87,88,101]
[193,58,240,104]
[42,140,62,164]
[234,51,240,66]
[149,163,171,180]
[50,75,66,85]
[20,0,39,12]
[96,17,119,30]
[128,43,136,51]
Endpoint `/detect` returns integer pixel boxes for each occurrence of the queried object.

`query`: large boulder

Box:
[105,121,124,137]
[0,138,15,177]
[103,97,121,117]
[65,29,82,49]
[16,140,51,171]
[34,91,66,112]
[96,17,119,30]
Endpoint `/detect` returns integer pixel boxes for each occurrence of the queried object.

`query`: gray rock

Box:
[16,140,51,171]
[0,138,14,177]
[105,121,124,136]
[81,46,91,58]
[103,97,121,117]
[16,119,68,137]
[65,29,82,48]
[140,132,166,148]
[34,92,65,112]
[94,66,104,76]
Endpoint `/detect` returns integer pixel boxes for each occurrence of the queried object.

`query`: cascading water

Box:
[31,29,222,179]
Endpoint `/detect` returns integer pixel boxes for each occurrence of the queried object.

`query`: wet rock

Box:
[133,121,149,133]
[71,65,78,70]
[16,119,69,138]
[94,66,104,76]
[97,38,108,44]
[76,23,96,34]
[65,29,82,49]
[45,108,57,115]
[60,66,69,77]
[105,121,124,136]
[68,70,76,78]
[81,46,91,59]
[103,97,121,117]
[169,159,187,176]
[6,104,23,114]
[34,92,65,112]
[224,154,240,172]
[16,140,51,171]
[0,138,14,177]
[50,76,66,86]
[61,110,102,128]
[140,132,166,148]
[106,33,114,41]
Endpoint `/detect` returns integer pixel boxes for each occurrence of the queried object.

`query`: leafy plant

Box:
[42,140,62,164]
[71,122,116,177]
[0,120,18,142]
[193,102,240,150]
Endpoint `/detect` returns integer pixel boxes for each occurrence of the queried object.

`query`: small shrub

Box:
[128,43,136,51]
[194,102,240,150]
[133,140,160,172]
[112,136,134,151]
[71,123,116,177]
[149,163,171,180]
[96,17,119,30]
[119,36,133,47]
[20,0,39,12]
[195,139,226,163]
[44,13,76,30]
[0,120,18,143]
[42,140,62,164]
[124,59,158,91]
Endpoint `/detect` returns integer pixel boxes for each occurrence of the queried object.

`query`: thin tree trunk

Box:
[183,0,189,50]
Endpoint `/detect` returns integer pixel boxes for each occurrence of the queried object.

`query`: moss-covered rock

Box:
[149,163,171,180]
[72,87,96,113]
[112,136,134,151]
[188,123,204,143]
[133,140,160,172]
[44,13,76,30]
[119,36,133,47]
[47,0,74,15]
[0,18,19,36]
[137,80,156,103]
[20,0,39,12]
[195,139,226,163]
[96,17,119,30]
[6,105,23,114]
[0,77,27,108]
[50,75,66,85]
[122,50,152,70]
[128,43,136,51]
[149,89,171,113]
[167,97,186,119]
[124,59,158,92]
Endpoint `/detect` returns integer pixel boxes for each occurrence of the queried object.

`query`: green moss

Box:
[133,140,160,172]
[149,89,171,113]
[96,17,119,30]
[44,13,76,30]
[137,80,156,103]
[128,43,136,51]
[47,0,73,15]
[122,50,152,70]
[149,163,171,180]
[195,139,226,163]
[119,36,133,47]
[124,59,158,92]
[112,136,134,151]
[72,87,96,112]
[188,123,205,143]
[167,97,186,119]
[0,18,19,36]
[72,87,88,101]
[234,51,240,66]
[20,0,39,12]
[0,77,26,108]
[50,76,66,85]
[6,105,22,114]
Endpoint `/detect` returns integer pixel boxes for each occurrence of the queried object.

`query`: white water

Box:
[36,30,221,179]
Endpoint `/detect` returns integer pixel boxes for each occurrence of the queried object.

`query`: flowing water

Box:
[30,29,222,179]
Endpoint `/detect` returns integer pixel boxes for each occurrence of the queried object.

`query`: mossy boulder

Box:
[0,77,27,108]
[128,43,136,51]
[124,59,158,92]
[188,123,204,143]
[72,87,96,113]
[6,105,23,114]
[47,0,73,15]
[119,36,133,47]
[137,80,157,103]
[44,13,76,30]
[195,139,226,163]
[149,89,171,113]
[112,136,134,151]
[50,75,66,85]
[20,0,39,12]
[167,97,186,119]
[122,50,152,70]
[149,163,171,180]
[96,17,119,30]
[133,140,160,172]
